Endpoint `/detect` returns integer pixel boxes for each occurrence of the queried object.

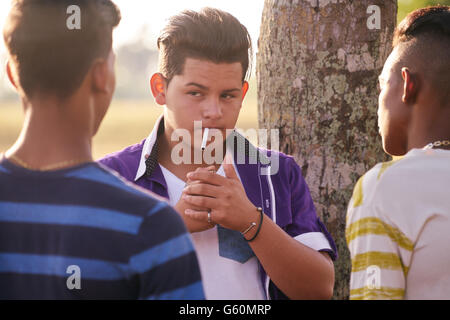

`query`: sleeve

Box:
[346,177,409,300]
[128,202,205,300]
[284,157,338,260]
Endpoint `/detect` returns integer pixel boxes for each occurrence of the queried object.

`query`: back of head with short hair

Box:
[393,5,450,46]
[157,7,252,84]
[3,0,121,99]
[393,5,450,102]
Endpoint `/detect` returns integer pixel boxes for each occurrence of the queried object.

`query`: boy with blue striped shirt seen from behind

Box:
[0,0,204,300]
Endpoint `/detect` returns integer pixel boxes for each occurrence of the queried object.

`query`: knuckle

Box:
[198,198,207,207]
[199,184,207,194]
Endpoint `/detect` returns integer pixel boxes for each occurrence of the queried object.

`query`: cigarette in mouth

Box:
[201,128,209,151]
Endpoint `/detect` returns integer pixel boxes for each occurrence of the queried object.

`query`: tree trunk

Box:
[257,0,397,299]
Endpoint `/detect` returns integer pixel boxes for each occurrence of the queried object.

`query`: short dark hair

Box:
[393,5,450,46]
[393,6,450,102]
[157,7,252,84]
[3,0,121,99]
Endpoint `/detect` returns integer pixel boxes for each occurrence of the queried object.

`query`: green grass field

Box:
[0,90,259,160]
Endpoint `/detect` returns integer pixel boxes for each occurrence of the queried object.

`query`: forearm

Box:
[245,214,335,300]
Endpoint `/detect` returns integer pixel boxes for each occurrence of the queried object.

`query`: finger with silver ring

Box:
[207,209,212,224]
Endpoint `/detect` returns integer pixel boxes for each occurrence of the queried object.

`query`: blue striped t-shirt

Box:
[0,157,204,300]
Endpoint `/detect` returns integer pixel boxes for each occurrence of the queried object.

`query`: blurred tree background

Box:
[1,0,449,159]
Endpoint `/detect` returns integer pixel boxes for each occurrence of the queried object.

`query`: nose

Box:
[202,98,223,120]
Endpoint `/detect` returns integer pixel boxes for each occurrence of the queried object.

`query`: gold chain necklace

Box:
[423,140,450,150]
[8,154,92,171]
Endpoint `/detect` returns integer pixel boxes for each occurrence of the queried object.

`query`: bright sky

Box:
[0,0,265,52]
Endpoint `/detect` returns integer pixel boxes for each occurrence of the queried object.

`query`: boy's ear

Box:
[401,67,419,104]
[91,50,115,95]
[6,61,18,89]
[242,81,249,100]
[91,58,109,93]
[150,73,167,106]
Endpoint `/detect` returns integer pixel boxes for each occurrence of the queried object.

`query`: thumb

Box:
[223,154,239,180]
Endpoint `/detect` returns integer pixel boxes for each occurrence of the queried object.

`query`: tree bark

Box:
[257,0,397,299]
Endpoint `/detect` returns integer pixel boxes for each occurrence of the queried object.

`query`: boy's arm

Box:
[243,208,335,300]
[241,158,335,300]
[183,158,335,299]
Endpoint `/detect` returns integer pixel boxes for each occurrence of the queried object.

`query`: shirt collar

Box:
[134,114,164,181]
[134,115,269,182]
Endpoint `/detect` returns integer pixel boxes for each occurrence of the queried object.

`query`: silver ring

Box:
[207,210,212,224]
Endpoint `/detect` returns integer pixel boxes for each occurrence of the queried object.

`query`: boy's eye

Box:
[188,91,202,97]
[221,94,235,99]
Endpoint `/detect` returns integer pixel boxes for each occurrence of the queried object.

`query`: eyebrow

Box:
[184,82,241,93]
[185,82,208,90]
[223,88,241,93]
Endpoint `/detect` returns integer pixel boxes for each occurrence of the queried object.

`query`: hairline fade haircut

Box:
[3,0,121,100]
[392,5,450,103]
[157,7,253,85]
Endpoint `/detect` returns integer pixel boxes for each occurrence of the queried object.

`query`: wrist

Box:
[241,206,264,242]
[239,204,259,231]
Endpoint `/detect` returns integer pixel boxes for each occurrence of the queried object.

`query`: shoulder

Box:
[257,148,301,177]
[371,150,450,214]
[346,150,450,237]
[375,149,450,184]
[368,150,448,204]
[97,139,145,180]
[95,164,184,235]
[99,140,145,166]
[254,149,314,208]
[257,148,292,162]
[73,163,169,218]
[348,160,389,211]
[97,162,166,200]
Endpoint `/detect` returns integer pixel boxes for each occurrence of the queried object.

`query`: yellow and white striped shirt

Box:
[346,148,450,300]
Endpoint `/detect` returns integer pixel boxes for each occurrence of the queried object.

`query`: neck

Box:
[5,97,93,169]
[407,105,450,151]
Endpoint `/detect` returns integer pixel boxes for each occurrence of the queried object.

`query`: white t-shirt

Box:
[346,148,450,300]
[160,163,265,300]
